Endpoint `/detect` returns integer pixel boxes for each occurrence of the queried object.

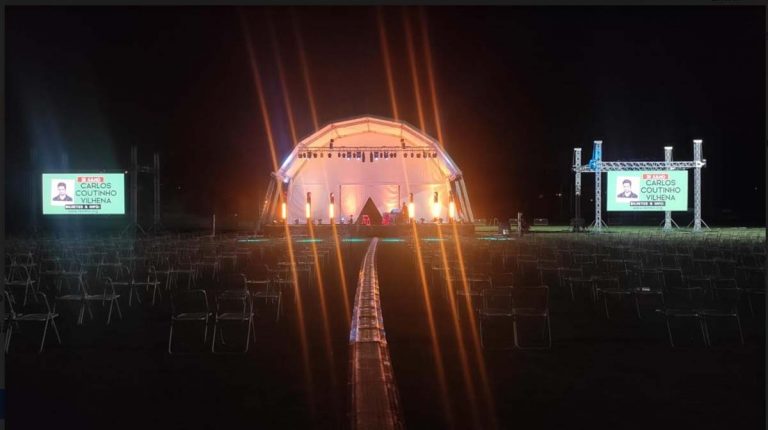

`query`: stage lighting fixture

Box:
[329,139,334,149]
[281,201,287,221]
[306,192,312,221]
[328,153,332,158]
[329,193,335,221]
[431,192,440,220]
[408,193,415,223]
[401,138,406,149]
[417,153,422,158]
[362,152,367,163]
[313,152,317,158]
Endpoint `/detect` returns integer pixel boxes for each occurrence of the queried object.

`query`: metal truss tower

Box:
[573,139,708,233]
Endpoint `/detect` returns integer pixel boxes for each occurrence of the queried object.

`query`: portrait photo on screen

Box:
[615,176,639,201]
[51,179,75,205]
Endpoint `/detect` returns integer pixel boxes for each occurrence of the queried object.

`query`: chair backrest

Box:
[219,273,247,292]
[171,289,209,316]
[491,272,515,288]
[512,286,549,312]
[662,268,685,289]
[482,287,513,312]
[639,269,664,289]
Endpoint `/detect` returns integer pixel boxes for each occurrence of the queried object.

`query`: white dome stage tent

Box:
[259,116,475,227]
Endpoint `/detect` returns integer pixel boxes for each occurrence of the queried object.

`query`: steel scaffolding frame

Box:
[572,139,708,233]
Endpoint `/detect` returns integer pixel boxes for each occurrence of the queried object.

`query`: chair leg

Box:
[6,324,13,353]
[106,301,114,325]
[168,322,174,354]
[512,320,520,349]
[39,319,50,353]
[546,315,552,349]
[603,294,611,320]
[699,318,710,347]
[244,320,252,353]
[115,299,123,320]
[51,319,62,344]
[479,316,485,349]
[735,314,745,345]
[211,321,218,353]
[665,318,675,347]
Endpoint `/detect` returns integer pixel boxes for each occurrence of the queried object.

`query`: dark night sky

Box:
[5,6,765,231]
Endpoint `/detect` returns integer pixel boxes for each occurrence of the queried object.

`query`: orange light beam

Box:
[451,220,498,429]
[306,222,339,396]
[377,6,400,121]
[238,8,315,416]
[435,223,481,429]
[290,7,320,132]
[410,220,454,427]
[403,8,426,132]
[273,6,339,399]
[267,10,299,146]
[418,7,445,147]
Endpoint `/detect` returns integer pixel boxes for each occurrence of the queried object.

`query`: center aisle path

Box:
[349,238,405,430]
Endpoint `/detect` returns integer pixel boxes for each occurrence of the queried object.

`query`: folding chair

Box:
[168,289,211,354]
[5,265,36,307]
[478,287,514,349]
[656,287,708,347]
[511,286,551,350]
[593,275,627,319]
[698,285,744,347]
[211,290,256,353]
[5,291,62,353]
[246,275,281,323]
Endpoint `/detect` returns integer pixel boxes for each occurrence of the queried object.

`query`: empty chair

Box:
[168,289,212,354]
[656,285,708,347]
[478,287,514,349]
[698,285,744,347]
[53,271,93,325]
[633,269,665,319]
[5,291,62,353]
[456,275,491,318]
[565,276,595,303]
[245,274,282,323]
[89,277,124,325]
[594,275,627,319]
[5,265,36,307]
[511,286,551,349]
[211,291,256,353]
[735,267,765,316]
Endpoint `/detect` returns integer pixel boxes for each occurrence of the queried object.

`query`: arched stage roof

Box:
[261,116,474,225]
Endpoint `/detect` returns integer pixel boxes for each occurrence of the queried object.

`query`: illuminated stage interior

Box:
[259,116,475,229]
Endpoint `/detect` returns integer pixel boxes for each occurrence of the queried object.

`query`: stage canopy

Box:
[260,116,474,225]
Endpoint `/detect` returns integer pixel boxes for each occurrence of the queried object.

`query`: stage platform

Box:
[260,223,475,238]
